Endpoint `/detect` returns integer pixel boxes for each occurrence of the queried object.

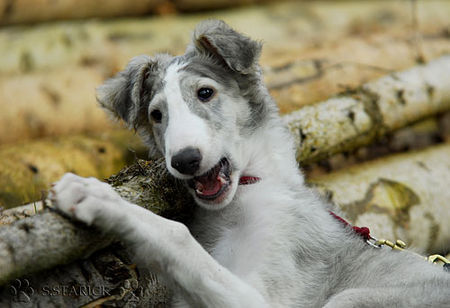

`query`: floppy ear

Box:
[192,20,262,74]
[96,55,157,129]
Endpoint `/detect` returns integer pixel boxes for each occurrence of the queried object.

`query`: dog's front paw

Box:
[49,173,124,225]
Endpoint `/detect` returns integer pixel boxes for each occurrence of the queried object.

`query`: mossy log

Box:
[0,131,146,209]
[0,143,449,305]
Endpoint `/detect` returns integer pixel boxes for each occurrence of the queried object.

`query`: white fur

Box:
[164,64,210,179]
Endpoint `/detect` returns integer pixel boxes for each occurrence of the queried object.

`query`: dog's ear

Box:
[96,55,158,129]
[191,20,262,74]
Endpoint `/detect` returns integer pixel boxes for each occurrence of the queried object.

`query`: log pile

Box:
[0,0,450,306]
[1,1,449,144]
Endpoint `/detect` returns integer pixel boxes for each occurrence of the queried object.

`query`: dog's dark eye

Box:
[197,87,215,102]
[150,109,162,123]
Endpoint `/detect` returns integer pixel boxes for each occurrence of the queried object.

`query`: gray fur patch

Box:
[96,53,173,156]
[191,20,262,74]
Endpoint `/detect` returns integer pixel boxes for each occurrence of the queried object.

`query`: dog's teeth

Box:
[196,188,204,195]
[218,176,227,184]
[195,182,204,193]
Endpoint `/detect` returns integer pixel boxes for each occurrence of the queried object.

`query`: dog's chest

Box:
[191,202,278,276]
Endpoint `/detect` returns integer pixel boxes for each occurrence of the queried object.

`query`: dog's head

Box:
[97,20,275,210]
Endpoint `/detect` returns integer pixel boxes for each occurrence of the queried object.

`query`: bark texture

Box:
[284,56,450,164]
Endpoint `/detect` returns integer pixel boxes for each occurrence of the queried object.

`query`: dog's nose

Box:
[171,147,202,175]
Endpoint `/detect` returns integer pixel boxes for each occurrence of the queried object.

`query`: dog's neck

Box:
[239,115,304,190]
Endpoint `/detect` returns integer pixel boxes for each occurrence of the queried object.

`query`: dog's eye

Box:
[150,109,162,123]
[197,87,215,102]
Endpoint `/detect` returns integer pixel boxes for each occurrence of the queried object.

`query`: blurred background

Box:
[0,0,450,209]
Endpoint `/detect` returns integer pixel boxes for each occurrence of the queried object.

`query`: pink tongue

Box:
[197,178,222,196]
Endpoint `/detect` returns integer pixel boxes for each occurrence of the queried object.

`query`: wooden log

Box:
[1,1,449,75]
[0,131,146,209]
[0,143,449,305]
[284,56,450,164]
[0,0,288,25]
[0,67,113,145]
[0,0,161,25]
[309,143,450,254]
[0,159,194,285]
[303,113,450,177]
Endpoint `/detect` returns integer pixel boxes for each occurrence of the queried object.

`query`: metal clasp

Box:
[374,239,407,251]
[427,254,450,265]
[365,236,382,249]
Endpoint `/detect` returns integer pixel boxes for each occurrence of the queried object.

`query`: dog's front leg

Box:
[50,173,268,308]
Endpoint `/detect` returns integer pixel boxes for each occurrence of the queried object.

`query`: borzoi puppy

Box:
[51,20,450,307]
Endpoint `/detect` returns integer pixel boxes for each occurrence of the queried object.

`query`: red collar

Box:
[239,176,261,185]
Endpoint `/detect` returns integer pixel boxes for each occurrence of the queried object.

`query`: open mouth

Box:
[187,157,232,202]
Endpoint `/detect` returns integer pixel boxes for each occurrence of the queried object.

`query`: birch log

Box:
[0,143,449,305]
[284,56,450,164]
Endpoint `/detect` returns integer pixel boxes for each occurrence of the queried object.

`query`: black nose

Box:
[171,147,202,175]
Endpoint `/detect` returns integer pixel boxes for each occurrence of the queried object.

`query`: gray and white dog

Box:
[50,20,450,307]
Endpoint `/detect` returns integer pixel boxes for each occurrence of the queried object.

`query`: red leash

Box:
[329,211,372,241]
